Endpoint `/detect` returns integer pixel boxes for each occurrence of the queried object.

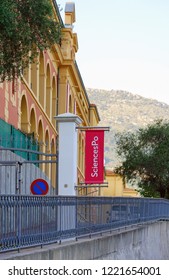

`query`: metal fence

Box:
[0,195,169,253]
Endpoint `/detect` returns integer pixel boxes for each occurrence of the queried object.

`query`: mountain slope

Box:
[87,88,169,167]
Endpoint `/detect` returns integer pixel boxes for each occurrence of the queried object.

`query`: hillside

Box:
[87,88,169,167]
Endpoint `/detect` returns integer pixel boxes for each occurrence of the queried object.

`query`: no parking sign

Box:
[30,179,49,195]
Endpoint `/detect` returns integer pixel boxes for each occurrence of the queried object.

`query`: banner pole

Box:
[76,126,110,131]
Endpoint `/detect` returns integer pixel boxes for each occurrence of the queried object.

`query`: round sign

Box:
[30,179,49,195]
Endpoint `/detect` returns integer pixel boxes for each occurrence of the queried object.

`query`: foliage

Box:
[114,120,169,198]
[0,0,61,81]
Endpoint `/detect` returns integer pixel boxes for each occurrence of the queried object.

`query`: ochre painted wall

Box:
[100,169,139,197]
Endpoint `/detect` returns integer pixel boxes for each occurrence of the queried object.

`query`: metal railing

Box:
[0,195,169,253]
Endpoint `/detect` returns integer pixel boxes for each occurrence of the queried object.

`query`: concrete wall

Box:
[1,220,169,260]
[0,150,54,195]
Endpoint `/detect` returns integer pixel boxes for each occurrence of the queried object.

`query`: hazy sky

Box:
[58,0,169,105]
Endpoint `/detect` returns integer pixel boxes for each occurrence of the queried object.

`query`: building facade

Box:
[0,1,100,195]
[101,169,139,197]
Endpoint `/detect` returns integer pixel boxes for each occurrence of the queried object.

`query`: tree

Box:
[0,0,61,82]
[114,120,169,198]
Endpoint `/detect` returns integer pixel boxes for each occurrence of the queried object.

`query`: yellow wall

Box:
[100,169,139,197]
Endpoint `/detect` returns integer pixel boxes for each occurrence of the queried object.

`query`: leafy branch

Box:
[0,0,61,81]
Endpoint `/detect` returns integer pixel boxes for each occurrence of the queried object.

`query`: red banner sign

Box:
[85,130,104,184]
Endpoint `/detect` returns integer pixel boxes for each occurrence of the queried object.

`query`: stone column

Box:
[55,113,82,195]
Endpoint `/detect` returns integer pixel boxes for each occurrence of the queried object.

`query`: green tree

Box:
[114,120,169,198]
[0,0,61,82]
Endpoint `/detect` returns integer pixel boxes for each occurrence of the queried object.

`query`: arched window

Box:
[38,119,44,171]
[20,95,29,133]
[46,64,51,119]
[45,129,50,177]
[52,76,57,126]
[39,52,45,108]
[69,94,73,113]
[30,58,38,97]
[38,119,44,144]
[30,108,37,137]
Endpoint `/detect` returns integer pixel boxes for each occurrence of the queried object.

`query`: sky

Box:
[57,0,169,105]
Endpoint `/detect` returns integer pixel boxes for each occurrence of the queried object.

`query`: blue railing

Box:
[0,195,169,252]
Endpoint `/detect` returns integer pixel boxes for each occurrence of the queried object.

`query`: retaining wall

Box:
[1,220,169,260]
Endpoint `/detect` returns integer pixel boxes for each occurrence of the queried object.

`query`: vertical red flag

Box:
[85,130,104,184]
